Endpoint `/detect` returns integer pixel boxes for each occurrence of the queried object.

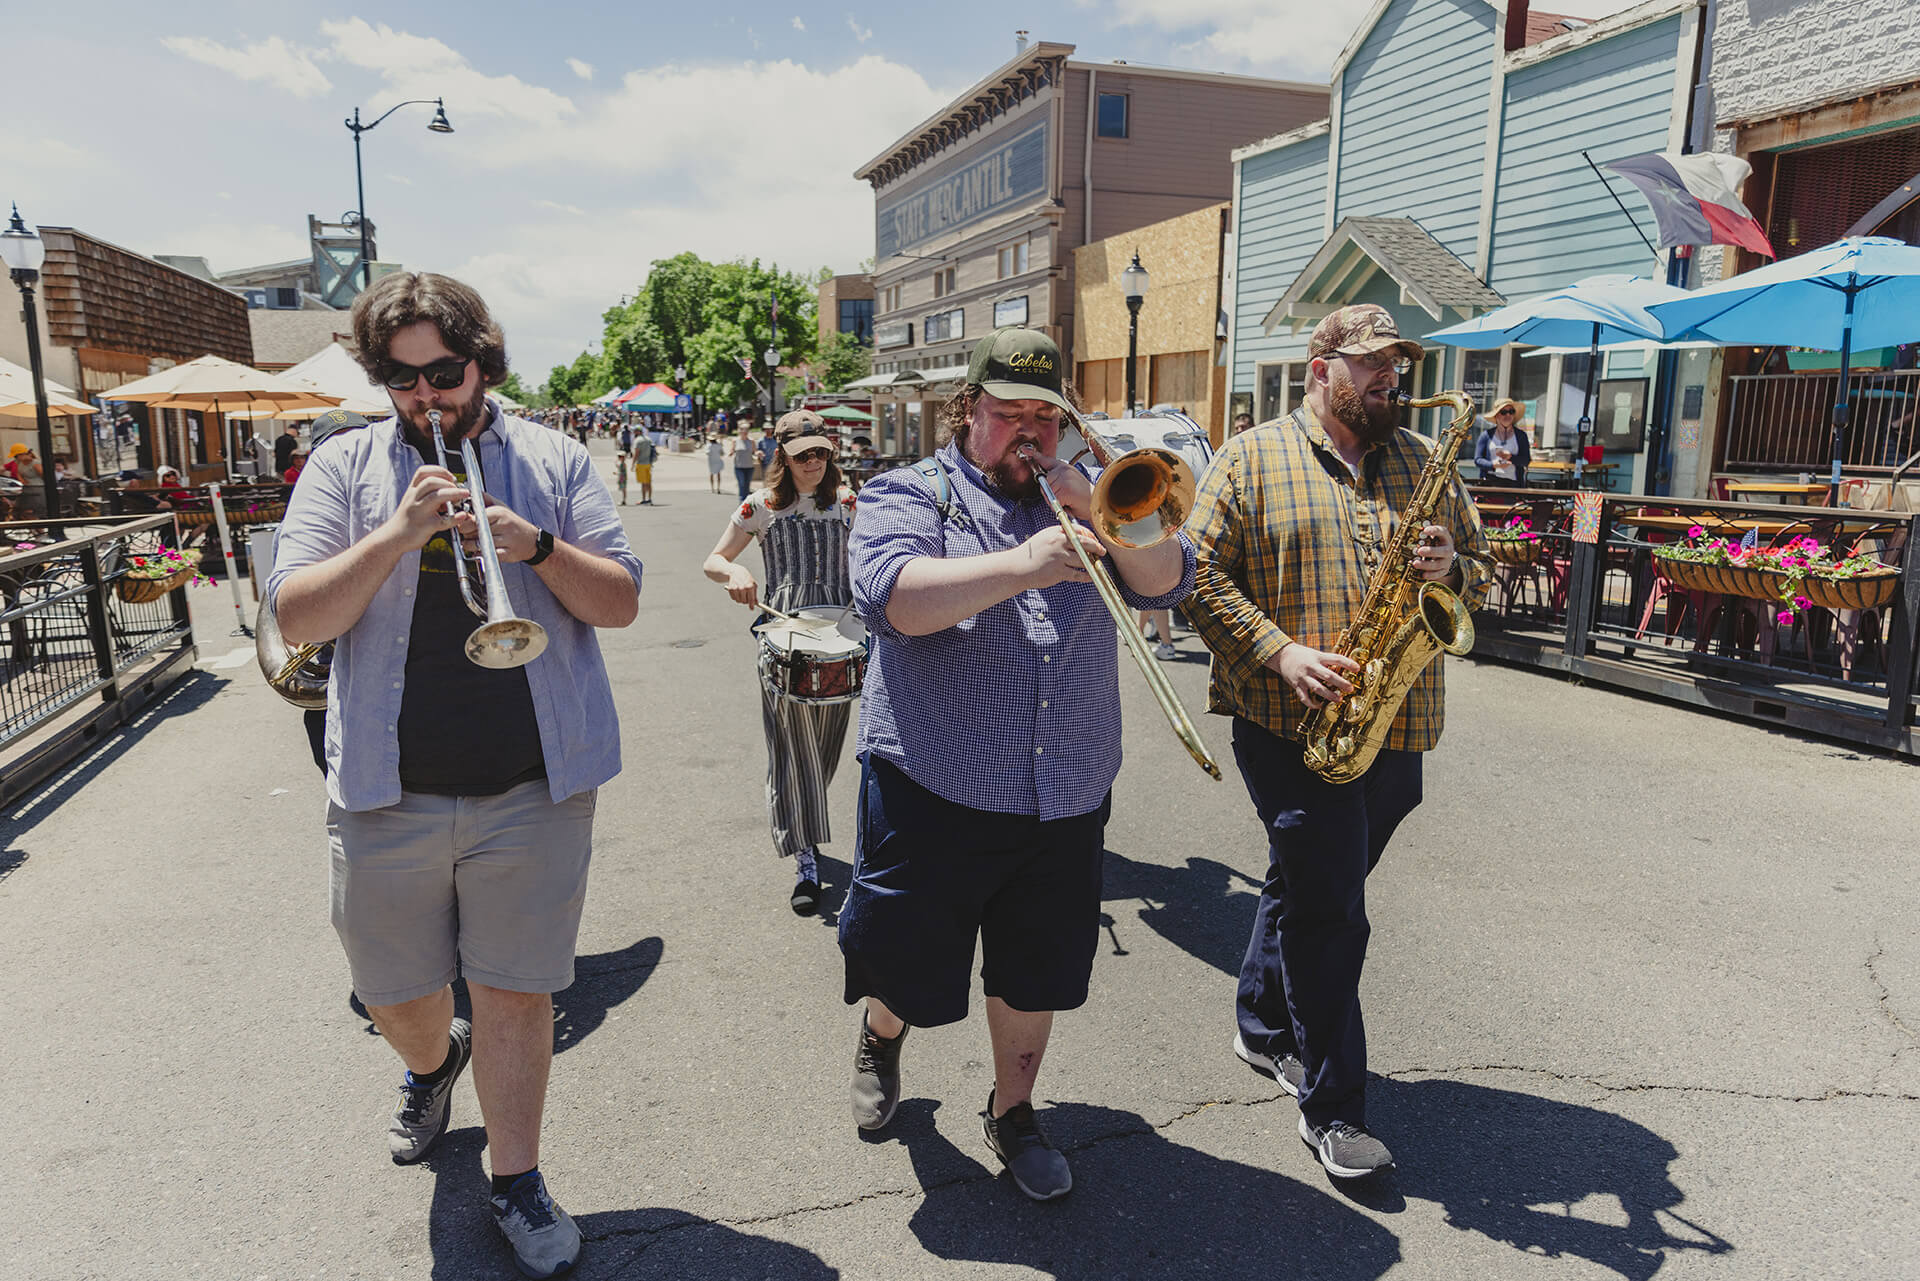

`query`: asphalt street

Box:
[4,440,1917,1280]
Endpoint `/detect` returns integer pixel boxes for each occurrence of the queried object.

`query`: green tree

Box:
[813,329,872,393]
[683,258,820,423]
[546,349,609,407]
[496,370,544,407]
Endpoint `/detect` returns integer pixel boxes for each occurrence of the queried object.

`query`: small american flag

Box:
[1740,526,1760,551]
[736,355,754,377]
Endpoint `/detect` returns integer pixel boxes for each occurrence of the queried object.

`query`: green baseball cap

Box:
[967,327,1069,413]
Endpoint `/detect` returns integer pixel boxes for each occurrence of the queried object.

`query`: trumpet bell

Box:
[466,617,549,669]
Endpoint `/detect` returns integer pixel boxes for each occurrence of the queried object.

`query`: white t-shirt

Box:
[729,486,856,536]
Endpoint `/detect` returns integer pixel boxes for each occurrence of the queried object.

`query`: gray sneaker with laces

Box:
[1299,1114,1395,1178]
[1233,1031,1305,1098]
[490,1171,582,1278]
[851,1013,908,1130]
[982,1089,1073,1201]
[387,1018,472,1164]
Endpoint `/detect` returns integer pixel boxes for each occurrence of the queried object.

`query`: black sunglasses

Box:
[790,448,832,463]
[382,356,472,391]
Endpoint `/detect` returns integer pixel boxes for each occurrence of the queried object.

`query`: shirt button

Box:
[391,681,401,690]
[403,588,413,597]
[1035,746,1044,755]
[386,724,395,734]
[1042,654,1051,663]
[1040,699,1049,709]
[396,634,406,643]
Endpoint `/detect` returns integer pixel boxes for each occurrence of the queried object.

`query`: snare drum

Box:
[755,610,868,705]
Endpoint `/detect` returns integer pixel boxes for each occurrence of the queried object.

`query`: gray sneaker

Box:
[490,1171,581,1278]
[387,1018,472,1164]
[1233,1031,1305,1099]
[1299,1114,1395,1179]
[982,1089,1073,1201]
[851,1014,908,1130]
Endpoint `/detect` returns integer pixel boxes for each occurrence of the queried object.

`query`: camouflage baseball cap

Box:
[968,327,1069,413]
[1308,304,1424,363]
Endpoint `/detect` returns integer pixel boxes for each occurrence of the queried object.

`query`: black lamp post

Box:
[1121,251,1150,416]
[0,205,60,535]
[345,98,453,291]
[675,362,697,436]
[762,343,781,427]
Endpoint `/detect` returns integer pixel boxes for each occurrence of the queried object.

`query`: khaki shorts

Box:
[328,780,597,1006]
[633,463,652,483]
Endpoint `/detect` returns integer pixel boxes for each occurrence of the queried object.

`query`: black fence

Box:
[1468,486,1920,756]
[0,515,199,803]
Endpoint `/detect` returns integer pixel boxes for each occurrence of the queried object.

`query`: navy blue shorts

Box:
[838,754,1109,1029]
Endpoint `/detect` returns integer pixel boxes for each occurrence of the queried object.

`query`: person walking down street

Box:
[732,424,758,500]
[267,271,642,1279]
[631,430,658,506]
[706,432,726,494]
[703,410,858,915]
[839,328,1195,1201]
[1182,303,1490,1182]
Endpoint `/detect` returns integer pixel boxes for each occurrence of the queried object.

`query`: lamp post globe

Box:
[1121,251,1149,415]
[1,205,60,530]
[762,346,781,424]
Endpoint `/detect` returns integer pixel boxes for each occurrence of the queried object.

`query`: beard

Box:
[399,382,489,457]
[1328,371,1399,444]
[960,428,1044,504]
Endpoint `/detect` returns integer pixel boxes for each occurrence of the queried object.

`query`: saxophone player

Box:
[1183,304,1490,1179]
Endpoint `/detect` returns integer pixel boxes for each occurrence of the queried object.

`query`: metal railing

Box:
[1468,487,1920,756]
[1723,368,1920,472]
[0,515,199,802]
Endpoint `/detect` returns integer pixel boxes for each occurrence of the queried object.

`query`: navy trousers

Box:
[1231,717,1422,1129]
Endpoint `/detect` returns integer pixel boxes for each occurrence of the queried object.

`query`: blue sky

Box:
[16,0,1641,380]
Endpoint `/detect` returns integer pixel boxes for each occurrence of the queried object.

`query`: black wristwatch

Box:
[527,529,555,566]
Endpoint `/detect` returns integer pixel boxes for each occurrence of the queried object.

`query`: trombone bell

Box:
[1092,448,1194,549]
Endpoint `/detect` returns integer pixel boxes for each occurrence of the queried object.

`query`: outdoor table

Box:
[1526,459,1617,489]
[1724,481,1828,505]
[1616,511,1804,539]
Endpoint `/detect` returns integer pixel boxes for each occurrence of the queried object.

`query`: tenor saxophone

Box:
[1299,390,1478,783]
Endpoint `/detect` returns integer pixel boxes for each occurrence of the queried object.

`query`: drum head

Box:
[754,609,864,654]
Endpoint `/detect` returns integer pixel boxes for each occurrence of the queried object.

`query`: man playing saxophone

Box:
[1183,304,1490,1179]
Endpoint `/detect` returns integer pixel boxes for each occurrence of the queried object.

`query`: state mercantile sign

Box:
[876,120,1050,261]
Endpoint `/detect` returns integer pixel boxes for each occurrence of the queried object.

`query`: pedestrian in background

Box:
[732,423,758,500]
[706,431,726,494]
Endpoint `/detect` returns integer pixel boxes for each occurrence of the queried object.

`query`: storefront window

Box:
[1259,364,1285,422]
[1462,350,1502,413]
[1558,352,1596,437]
[1506,353,1550,433]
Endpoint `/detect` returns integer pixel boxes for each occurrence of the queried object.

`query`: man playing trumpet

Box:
[268,272,641,1278]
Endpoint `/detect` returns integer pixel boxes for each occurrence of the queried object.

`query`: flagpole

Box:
[1583,151,1664,268]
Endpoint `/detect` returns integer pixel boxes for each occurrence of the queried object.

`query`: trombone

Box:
[1018,421,1222,781]
[428,409,549,669]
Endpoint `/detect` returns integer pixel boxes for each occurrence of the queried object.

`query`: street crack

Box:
[1867,937,1919,1047]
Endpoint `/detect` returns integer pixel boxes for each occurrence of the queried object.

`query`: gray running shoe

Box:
[1233,1031,1305,1099]
[982,1090,1073,1201]
[387,1018,472,1164]
[490,1171,581,1278]
[1299,1114,1395,1178]
[851,1014,908,1130]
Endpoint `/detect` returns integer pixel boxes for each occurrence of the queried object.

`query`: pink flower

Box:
[1776,609,1795,624]
[1687,524,1705,539]
[1794,595,1812,609]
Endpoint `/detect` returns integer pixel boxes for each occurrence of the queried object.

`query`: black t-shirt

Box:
[395,436,547,795]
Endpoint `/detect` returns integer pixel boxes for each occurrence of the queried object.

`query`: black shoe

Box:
[790,878,820,916]
[1299,1114,1395,1178]
[982,1089,1072,1200]
[851,1014,907,1130]
[1233,1032,1304,1098]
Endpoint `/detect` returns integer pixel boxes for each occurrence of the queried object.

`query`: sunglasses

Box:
[1345,350,1412,376]
[382,355,473,391]
[790,448,832,463]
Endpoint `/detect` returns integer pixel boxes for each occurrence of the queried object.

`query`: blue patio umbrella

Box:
[1645,236,1920,501]
[1426,275,1685,484]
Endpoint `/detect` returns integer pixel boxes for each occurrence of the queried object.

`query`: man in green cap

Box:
[839,327,1196,1201]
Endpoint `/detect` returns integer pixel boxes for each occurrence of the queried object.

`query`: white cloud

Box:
[386,174,415,186]
[535,199,586,215]
[567,57,594,81]
[319,18,579,127]
[1092,0,1351,78]
[161,34,333,98]
[792,16,806,31]
[846,14,873,44]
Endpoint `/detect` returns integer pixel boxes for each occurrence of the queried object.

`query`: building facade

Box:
[1073,203,1231,439]
[817,273,875,345]
[851,39,1325,457]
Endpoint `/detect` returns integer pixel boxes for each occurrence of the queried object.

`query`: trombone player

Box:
[267,272,640,1279]
[840,327,1195,1201]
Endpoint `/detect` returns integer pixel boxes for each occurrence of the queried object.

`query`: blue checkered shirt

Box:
[850,443,1196,820]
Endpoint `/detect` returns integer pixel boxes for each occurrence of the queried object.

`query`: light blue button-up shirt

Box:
[266,405,642,812]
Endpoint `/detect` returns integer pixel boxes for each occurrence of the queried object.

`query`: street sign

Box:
[675,394,692,412]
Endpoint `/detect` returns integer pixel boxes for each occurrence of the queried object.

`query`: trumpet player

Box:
[267,272,641,1279]
[840,328,1195,1201]
[1183,304,1490,1180]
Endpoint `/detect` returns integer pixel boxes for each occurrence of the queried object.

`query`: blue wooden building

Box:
[1227,0,1708,490]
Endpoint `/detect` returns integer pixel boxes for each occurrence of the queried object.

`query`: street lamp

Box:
[762,343,781,426]
[344,97,453,291]
[675,362,694,433]
[1122,251,1150,415]
[0,205,59,534]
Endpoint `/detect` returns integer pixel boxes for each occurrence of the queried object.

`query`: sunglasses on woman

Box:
[382,355,472,391]
[790,448,832,463]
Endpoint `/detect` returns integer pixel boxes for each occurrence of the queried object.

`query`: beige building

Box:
[1074,203,1230,441]
[850,38,1325,457]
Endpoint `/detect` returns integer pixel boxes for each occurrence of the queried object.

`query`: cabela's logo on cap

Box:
[1008,352,1054,373]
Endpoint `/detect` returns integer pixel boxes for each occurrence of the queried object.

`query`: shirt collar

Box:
[1296,398,1387,468]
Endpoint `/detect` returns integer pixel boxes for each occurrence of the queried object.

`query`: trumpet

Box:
[429,409,550,669]
[1019,422,1221,781]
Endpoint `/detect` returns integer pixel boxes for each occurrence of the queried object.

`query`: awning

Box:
[1263,216,1505,335]
[841,373,899,390]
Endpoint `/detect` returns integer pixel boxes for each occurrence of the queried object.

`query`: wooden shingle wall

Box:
[37,228,253,367]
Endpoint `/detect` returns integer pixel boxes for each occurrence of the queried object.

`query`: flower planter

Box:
[116,568,194,604]
[1798,568,1900,611]
[1655,553,1900,612]
[1486,539,1541,566]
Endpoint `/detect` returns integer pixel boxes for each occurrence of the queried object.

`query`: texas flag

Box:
[1604,151,1776,258]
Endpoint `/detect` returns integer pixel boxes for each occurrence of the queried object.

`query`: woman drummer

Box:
[702,410,858,915]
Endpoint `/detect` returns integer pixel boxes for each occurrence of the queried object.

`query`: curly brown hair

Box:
[936,379,1085,449]
[350,272,510,388]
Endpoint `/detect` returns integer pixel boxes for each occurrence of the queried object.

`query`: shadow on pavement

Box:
[879,1099,1400,1280]
[422,1126,838,1279]
[1101,848,1261,978]
[1371,1077,1734,1280]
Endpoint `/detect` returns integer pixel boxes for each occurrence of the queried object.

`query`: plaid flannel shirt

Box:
[1183,402,1491,752]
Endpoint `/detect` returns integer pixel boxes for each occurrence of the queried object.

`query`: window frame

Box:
[1096,92,1129,140]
